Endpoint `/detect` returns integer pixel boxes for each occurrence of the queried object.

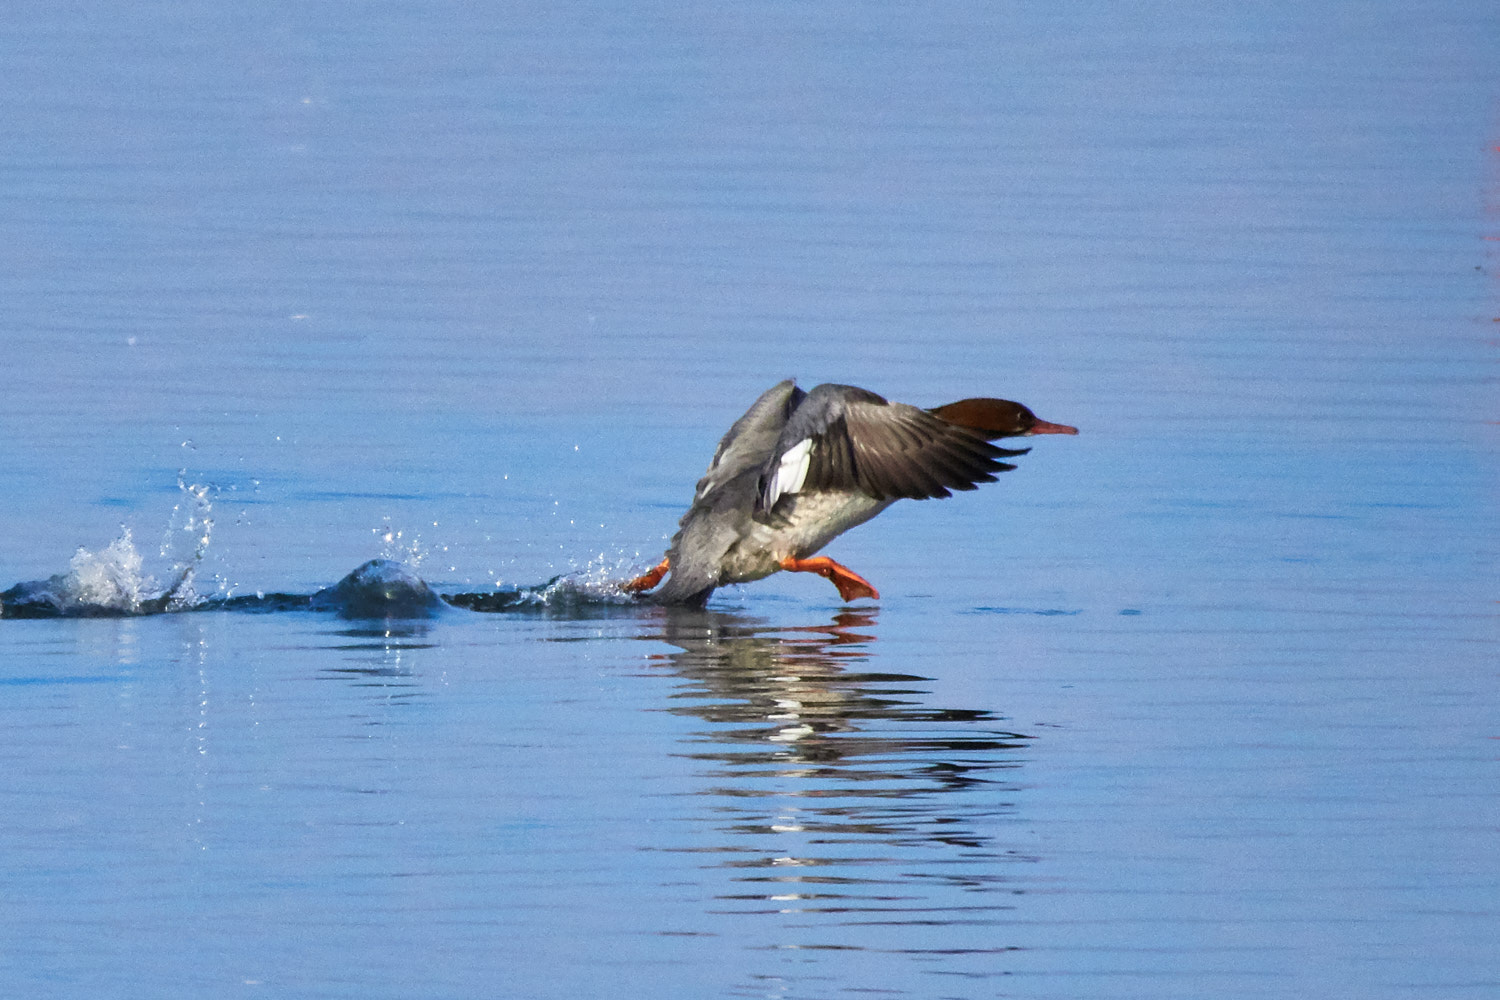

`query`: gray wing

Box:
[759,383,1018,509]
[690,379,804,503]
[654,381,805,606]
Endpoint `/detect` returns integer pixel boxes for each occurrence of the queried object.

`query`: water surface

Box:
[1,2,1496,997]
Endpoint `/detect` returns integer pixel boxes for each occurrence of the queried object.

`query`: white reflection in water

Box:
[317,622,435,709]
[645,609,1034,954]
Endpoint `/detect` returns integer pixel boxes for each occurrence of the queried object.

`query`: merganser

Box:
[624,380,1076,606]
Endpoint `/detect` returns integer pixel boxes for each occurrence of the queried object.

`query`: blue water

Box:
[2,2,1497,997]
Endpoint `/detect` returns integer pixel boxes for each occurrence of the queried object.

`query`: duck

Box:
[623,380,1076,606]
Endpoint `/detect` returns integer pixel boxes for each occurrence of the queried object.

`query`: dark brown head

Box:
[927,397,1079,441]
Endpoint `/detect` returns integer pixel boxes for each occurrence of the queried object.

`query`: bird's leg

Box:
[778,556,880,602]
[622,556,670,594]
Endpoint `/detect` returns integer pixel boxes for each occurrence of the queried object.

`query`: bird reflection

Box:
[641,607,1033,914]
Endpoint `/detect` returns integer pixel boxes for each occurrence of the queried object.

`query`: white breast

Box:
[719,490,895,585]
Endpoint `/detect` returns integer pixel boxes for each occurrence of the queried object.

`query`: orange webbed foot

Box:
[622,557,670,594]
[778,556,880,602]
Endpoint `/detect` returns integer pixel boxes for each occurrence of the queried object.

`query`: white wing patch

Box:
[765,437,814,508]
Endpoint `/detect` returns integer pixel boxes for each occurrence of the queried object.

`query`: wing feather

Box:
[756,384,1022,510]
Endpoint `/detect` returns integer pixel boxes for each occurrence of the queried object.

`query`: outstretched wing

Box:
[759,383,1021,511]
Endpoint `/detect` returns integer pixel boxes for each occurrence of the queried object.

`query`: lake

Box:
[1,2,1496,997]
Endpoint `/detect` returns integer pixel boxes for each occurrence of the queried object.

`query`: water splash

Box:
[63,530,158,612]
[0,481,214,618]
[372,516,427,567]
[310,559,443,619]
[559,550,657,601]
[159,478,215,609]
[1,482,655,618]
[2,529,177,617]
[447,549,652,612]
